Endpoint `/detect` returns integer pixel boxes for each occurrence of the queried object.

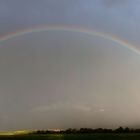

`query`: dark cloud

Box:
[102,0,127,7]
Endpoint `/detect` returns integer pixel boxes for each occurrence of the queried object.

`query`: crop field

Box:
[1,134,140,140]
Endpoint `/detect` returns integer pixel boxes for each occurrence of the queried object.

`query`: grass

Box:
[1,134,140,140]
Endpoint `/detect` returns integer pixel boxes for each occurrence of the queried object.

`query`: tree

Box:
[115,127,124,133]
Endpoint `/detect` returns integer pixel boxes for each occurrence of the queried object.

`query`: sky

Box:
[1,0,140,131]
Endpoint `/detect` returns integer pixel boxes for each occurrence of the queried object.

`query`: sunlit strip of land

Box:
[0,129,63,136]
[0,130,32,136]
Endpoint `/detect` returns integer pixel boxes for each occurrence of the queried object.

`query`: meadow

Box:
[1,134,140,140]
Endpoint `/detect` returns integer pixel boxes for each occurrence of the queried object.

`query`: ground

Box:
[1,134,140,140]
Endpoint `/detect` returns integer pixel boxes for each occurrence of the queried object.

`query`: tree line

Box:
[31,127,140,134]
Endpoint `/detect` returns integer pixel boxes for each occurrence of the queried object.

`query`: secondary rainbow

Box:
[0,25,139,55]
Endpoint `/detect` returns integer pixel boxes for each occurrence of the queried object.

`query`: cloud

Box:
[31,102,91,113]
[102,0,128,7]
[99,109,105,112]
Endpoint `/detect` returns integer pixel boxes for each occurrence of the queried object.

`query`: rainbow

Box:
[0,25,139,55]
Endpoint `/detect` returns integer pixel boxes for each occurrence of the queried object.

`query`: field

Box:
[1,134,140,140]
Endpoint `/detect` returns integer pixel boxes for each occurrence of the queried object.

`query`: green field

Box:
[1,134,140,140]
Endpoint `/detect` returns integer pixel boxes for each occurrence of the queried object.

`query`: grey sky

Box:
[0,0,140,131]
